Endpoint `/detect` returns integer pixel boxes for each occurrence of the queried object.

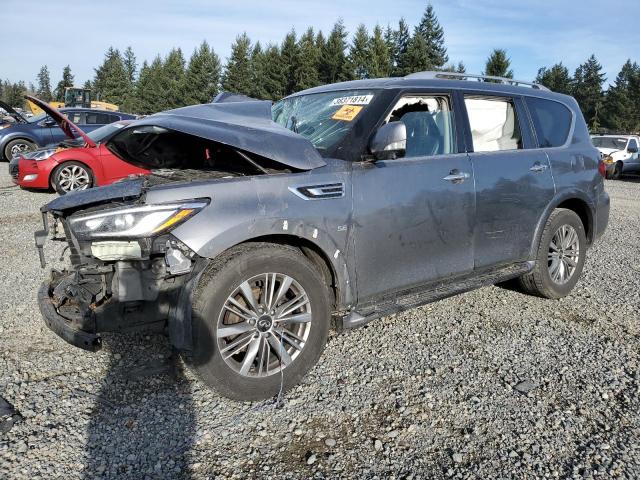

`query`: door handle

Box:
[443,170,470,183]
[530,163,548,173]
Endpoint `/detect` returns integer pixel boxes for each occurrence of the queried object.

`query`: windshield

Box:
[592,136,628,149]
[86,122,128,143]
[272,90,377,151]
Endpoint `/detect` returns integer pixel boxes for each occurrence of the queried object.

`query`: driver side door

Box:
[351,91,476,302]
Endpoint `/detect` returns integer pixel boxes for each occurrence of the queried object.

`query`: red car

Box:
[11,97,148,194]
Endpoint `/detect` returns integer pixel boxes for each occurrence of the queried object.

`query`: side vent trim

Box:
[289,182,345,200]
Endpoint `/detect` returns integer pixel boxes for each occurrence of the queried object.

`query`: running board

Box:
[343,261,533,329]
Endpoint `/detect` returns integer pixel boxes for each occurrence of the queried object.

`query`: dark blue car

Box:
[0,101,135,160]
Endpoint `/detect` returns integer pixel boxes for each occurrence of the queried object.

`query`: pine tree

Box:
[163,48,186,109]
[601,60,638,131]
[93,47,129,106]
[415,3,448,69]
[123,46,137,84]
[315,31,326,61]
[443,61,466,73]
[83,79,92,90]
[320,20,351,84]
[222,33,253,95]
[572,54,606,129]
[36,66,52,101]
[280,30,299,95]
[183,40,221,104]
[136,57,164,114]
[259,44,286,100]
[391,19,410,76]
[384,24,396,73]
[3,81,27,107]
[369,25,391,78]
[399,33,431,75]
[349,24,370,79]
[294,28,321,91]
[535,63,572,94]
[483,49,513,78]
[54,65,74,102]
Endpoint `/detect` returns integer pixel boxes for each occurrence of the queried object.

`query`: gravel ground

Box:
[0,168,638,479]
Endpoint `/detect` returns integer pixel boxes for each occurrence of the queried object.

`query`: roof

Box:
[288,75,568,102]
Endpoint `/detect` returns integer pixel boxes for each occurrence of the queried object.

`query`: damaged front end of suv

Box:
[35,96,331,355]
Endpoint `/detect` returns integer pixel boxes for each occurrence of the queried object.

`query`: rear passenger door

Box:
[461,93,555,269]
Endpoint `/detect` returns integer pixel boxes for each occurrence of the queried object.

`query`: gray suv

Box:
[37,72,610,401]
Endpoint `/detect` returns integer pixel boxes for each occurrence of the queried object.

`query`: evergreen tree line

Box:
[1,3,638,132]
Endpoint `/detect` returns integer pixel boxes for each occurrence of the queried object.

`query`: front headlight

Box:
[23,148,56,161]
[69,200,209,240]
[603,155,614,164]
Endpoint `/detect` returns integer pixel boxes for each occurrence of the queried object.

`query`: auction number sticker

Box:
[332,105,363,122]
[330,94,373,106]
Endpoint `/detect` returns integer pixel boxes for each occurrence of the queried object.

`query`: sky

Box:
[2,0,638,89]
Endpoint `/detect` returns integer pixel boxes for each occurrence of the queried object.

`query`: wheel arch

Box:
[50,159,95,189]
[1,134,39,158]
[238,234,342,309]
[530,191,595,258]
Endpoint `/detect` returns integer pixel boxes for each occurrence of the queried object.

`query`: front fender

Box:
[175,218,355,308]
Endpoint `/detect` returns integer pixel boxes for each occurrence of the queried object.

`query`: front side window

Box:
[465,96,522,152]
[385,95,456,157]
[628,139,638,150]
[525,97,572,148]
[272,90,377,152]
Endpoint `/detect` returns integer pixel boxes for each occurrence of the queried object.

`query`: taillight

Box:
[598,160,606,178]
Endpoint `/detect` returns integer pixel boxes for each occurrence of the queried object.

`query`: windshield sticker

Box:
[332,105,363,122]
[330,94,373,106]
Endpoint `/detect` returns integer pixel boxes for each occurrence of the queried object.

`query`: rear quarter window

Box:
[525,97,572,148]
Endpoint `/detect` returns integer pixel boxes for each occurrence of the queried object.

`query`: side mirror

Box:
[627,145,638,154]
[369,122,406,160]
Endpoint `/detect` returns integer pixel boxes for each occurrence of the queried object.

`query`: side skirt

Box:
[342,261,533,329]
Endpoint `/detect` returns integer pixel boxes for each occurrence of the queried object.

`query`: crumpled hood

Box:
[597,147,620,156]
[106,100,326,171]
[41,177,145,213]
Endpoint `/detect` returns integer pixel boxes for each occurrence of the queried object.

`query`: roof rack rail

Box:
[404,71,550,91]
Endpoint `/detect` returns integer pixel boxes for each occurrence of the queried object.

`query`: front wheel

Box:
[609,161,623,180]
[52,161,93,194]
[4,139,36,160]
[190,243,331,401]
[517,208,587,299]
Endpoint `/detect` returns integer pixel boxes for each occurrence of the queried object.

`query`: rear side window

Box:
[525,97,572,148]
[85,112,111,125]
[107,114,121,123]
[464,96,522,152]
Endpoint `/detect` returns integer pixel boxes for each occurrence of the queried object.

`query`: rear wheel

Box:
[610,161,623,180]
[52,161,93,194]
[190,243,331,401]
[4,139,36,160]
[517,208,587,299]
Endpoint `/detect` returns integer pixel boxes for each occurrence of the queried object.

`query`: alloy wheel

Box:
[217,273,312,378]
[58,165,90,192]
[9,143,32,159]
[547,224,580,285]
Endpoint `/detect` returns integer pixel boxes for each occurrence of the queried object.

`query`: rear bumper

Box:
[594,189,610,243]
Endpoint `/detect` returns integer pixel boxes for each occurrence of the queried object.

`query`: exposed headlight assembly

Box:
[69,200,209,240]
[23,148,57,161]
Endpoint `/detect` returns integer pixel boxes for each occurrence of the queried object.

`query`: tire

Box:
[4,139,36,161]
[52,161,94,194]
[190,243,331,401]
[517,208,587,299]
[610,161,623,180]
